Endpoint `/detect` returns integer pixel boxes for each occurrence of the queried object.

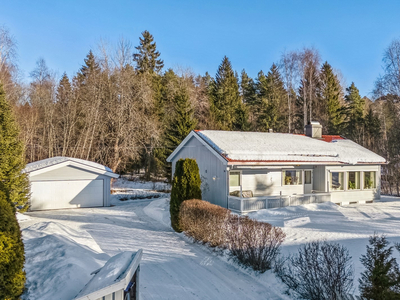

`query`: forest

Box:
[0,26,399,193]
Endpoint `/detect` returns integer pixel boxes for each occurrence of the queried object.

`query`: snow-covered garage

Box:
[24,157,118,211]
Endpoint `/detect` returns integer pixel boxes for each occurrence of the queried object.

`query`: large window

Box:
[330,172,344,191]
[283,170,302,185]
[364,171,376,189]
[229,172,240,187]
[348,171,360,190]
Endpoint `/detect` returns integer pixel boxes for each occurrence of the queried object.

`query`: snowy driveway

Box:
[20,197,287,300]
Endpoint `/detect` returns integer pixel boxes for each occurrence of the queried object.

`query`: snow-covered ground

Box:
[18,185,400,299]
[249,195,400,295]
[111,177,170,201]
[19,182,287,300]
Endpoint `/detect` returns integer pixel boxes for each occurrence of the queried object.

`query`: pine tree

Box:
[170,158,202,232]
[0,83,29,210]
[0,83,27,298]
[359,234,400,299]
[209,56,243,130]
[319,62,343,134]
[133,30,164,74]
[256,64,286,132]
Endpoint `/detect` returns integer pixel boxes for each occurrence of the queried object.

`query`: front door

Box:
[303,170,313,194]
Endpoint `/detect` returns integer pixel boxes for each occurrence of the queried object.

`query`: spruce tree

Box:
[359,234,400,299]
[0,83,27,298]
[240,70,257,128]
[170,158,202,232]
[345,82,365,142]
[209,56,244,130]
[319,62,343,134]
[133,30,164,74]
[0,83,29,210]
[166,88,197,149]
[256,64,286,132]
[77,50,100,82]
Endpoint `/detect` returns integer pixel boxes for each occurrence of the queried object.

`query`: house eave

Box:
[227,160,386,166]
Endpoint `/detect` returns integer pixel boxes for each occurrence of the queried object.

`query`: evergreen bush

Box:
[0,83,28,298]
[170,158,201,232]
[0,191,26,299]
[359,234,400,299]
[0,83,30,211]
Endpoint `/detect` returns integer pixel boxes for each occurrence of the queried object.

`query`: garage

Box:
[24,157,118,211]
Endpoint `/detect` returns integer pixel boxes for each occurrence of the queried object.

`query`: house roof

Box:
[23,156,119,178]
[192,130,385,165]
[75,250,142,300]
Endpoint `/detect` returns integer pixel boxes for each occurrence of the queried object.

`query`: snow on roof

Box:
[23,156,113,173]
[75,251,138,299]
[196,130,385,165]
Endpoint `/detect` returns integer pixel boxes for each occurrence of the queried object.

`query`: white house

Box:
[24,157,118,211]
[75,250,142,300]
[167,122,386,214]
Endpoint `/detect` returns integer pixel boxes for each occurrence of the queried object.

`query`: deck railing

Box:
[228,193,332,213]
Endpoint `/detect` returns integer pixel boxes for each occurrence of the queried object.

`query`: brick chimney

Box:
[305,121,322,139]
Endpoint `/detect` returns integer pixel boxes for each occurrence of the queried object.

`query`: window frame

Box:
[347,171,361,190]
[363,171,376,189]
[229,171,241,188]
[330,171,345,191]
[282,169,303,186]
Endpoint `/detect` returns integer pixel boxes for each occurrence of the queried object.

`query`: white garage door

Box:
[30,179,104,210]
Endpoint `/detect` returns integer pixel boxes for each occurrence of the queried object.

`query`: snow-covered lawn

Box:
[249,195,400,295]
[18,188,400,299]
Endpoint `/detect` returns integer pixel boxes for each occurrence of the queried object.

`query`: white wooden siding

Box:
[171,136,228,208]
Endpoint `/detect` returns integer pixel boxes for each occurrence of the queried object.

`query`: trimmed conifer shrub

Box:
[0,191,26,299]
[170,158,201,232]
[359,234,400,299]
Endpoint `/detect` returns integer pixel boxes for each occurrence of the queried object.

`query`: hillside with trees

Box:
[0,26,399,192]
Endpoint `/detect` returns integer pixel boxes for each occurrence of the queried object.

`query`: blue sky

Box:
[2,0,399,97]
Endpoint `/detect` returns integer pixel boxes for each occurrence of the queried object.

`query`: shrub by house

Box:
[170,158,201,232]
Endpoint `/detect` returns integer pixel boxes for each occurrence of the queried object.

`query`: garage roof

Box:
[24,157,118,178]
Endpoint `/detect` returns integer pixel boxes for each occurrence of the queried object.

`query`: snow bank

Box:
[16,212,31,222]
[22,222,109,300]
[143,198,171,227]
